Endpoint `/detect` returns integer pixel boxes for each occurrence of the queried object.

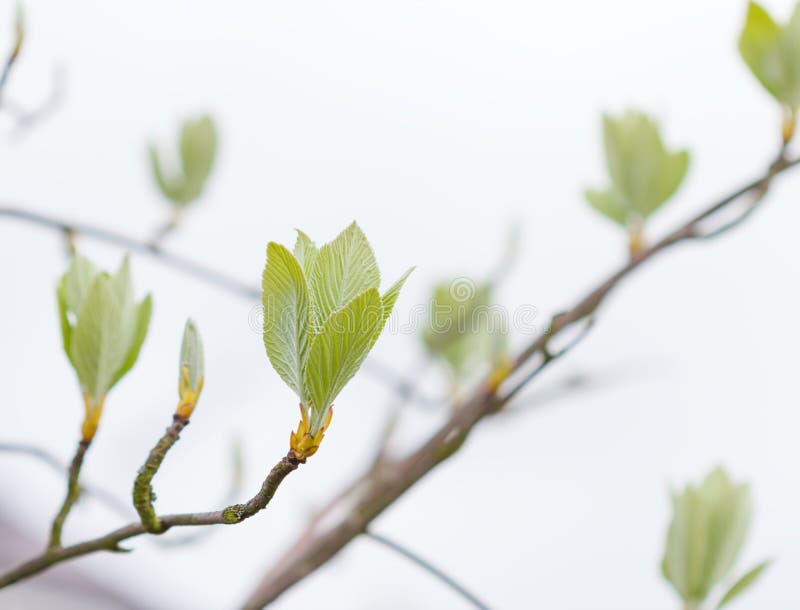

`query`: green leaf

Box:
[585,188,628,226]
[58,254,152,404]
[70,274,131,402]
[179,318,205,391]
[56,277,73,365]
[716,560,771,609]
[293,229,319,276]
[262,242,311,400]
[738,2,800,107]
[421,279,508,382]
[179,115,217,201]
[304,288,383,432]
[307,222,380,329]
[587,111,689,228]
[57,254,101,368]
[662,467,753,605]
[61,254,99,314]
[149,115,218,207]
[380,266,415,327]
[109,294,152,390]
[148,145,181,203]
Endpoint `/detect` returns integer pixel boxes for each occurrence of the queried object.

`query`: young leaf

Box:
[262,242,311,400]
[716,560,771,609]
[110,295,152,389]
[179,318,205,393]
[586,111,689,230]
[739,2,800,107]
[380,266,415,327]
[662,467,753,606]
[304,288,383,432]
[180,116,217,192]
[293,229,319,276]
[149,114,218,207]
[307,222,380,328]
[58,254,152,409]
[69,275,131,402]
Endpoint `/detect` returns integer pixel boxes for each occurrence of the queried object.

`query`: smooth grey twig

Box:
[365,530,491,610]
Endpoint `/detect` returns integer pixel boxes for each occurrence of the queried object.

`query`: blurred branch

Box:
[1,66,64,134]
[0,206,433,408]
[0,206,260,298]
[0,441,131,519]
[239,152,800,608]
[0,6,23,98]
[365,531,491,610]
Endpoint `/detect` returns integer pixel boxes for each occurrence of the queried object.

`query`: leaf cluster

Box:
[262,222,412,433]
[662,467,769,609]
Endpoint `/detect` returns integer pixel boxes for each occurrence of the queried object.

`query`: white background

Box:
[1,0,799,608]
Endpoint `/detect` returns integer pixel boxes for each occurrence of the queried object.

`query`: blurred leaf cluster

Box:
[149,115,218,208]
[422,278,508,385]
[662,467,769,610]
[586,111,689,246]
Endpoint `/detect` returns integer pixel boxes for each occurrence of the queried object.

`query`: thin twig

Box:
[132,414,190,533]
[0,206,259,298]
[0,451,301,588]
[47,439,90,550]
[240,153,800,608]
[365,530,491,610]
[1,66,65,135]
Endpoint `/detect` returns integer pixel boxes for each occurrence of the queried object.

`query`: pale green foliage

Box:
[421,278,508,382]
[716,560,771,609]
[586,111,690,228]
[739,2,800,107]
[149,115,218,207]
[262,222,412,433]
[180,318,204,392]
[661,468,768,609]
[304,289,384,432]
[57,255,152,407]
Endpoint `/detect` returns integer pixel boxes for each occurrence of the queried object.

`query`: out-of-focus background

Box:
[1,0,798,608]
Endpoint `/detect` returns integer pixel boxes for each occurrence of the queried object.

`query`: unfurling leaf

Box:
[149,115,218,208]
[739,2,800,109]
[585,110,689,232]
[177,318,204,418]
[661,467,754,607]
[57,254,152,440]
[262,223,412,451]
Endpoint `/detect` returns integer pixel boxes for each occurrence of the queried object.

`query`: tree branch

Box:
[47,439,90,550]
[0,451,301,588]
[239,153,800,608]
[0,206,437,409]
[132,414,190,533]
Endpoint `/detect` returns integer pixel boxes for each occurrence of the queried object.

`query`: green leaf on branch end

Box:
[739,2,800,113]
[57,254,152,439]
[585,110,690,246]
[262,222,412,446]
